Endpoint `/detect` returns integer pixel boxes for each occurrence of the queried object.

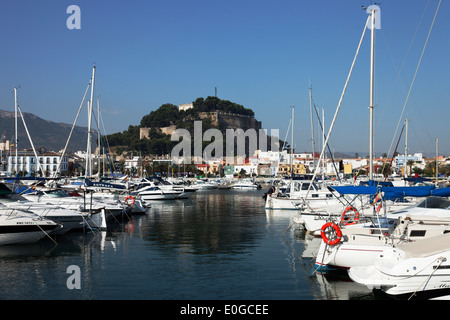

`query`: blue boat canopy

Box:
[328,185,378,195]
[380,185,436,200]
[329,180,450,201]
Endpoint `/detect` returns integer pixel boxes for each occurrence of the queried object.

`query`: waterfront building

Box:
[7,150,68,177]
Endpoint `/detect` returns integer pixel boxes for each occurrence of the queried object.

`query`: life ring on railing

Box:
[124,196,135,206]
[340,206,360,226]
[320,222,342,246]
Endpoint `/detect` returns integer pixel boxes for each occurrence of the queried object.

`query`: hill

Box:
[106,96,268,156]
[0,110,91,152]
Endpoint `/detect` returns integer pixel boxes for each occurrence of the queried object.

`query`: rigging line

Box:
[16,105,45,177]
[312,102,341,181]
[408,256,446,300]
[282,16,370,238]
[381,0,432,158]
[304,15,370,200]
[383,123,405,180]
[390,0,441,158]
[408,117,429,153]
[98,110,114,169]
[93,99,115,175]
[33,220,58,245]
[53,79,92,178]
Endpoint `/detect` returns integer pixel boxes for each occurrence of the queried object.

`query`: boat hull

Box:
[0,220,59,245]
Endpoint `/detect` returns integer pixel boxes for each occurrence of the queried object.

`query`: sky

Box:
[0,0,449,157]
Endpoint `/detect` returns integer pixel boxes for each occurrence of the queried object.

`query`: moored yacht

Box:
[314,196,450,273]
[132,178,188,201]
[20,187,125,229]
[0,206,60,245]
[265,178,339,210]
[349,232,450,300]
[231,178,261,190]
[0,183,90,234]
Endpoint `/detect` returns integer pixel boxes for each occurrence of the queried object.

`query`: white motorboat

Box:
[21,187,124,229]
[132,183,186,201]
[190,179,218,190]
[137,186,182,200]
[132,178,191,200]
[0,183,90,234]
[314,196,450,273]
[3,200,88,234]
[349,232,450,300]
[265,179,341,210]
[0,207,60,245]
[231,178,261,190]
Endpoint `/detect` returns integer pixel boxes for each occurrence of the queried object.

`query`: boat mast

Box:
[97,96,101,177]
[14,87,18,174]
[309,84,315,169]
[86,65,96,177]
[369,7,376,181]
[404,118,408,181]
[435,138,439,186]
[322,107,325,180]
[290,106,294,178]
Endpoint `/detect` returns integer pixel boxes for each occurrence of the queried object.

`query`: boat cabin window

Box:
[136,183,152,191]
[293,182,318,192]
[409,230,426,237]
[416,197,450,209]
[46,189,71,197]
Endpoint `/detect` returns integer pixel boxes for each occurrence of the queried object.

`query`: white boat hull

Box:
[349,240,450,299]
[138,191,186,201]
[0,218,59,245]
[265,194,341,211]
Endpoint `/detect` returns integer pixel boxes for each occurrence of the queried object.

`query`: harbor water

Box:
[0,188,375,301]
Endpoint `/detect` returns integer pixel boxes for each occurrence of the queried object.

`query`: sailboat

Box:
[291,5,450,237]
[314,196,450,272]
[310,3,450,273]
[264,106,340,211]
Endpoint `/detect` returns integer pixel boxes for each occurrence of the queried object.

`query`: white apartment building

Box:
[125,156,141,171]
[7,151,68,176]
[394,153,425,168]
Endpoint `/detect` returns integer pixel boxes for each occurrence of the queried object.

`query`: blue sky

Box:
[0,0,448,156]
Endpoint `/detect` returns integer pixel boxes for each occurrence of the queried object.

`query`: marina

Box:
[1,1,450,309]
[0,187,376,301]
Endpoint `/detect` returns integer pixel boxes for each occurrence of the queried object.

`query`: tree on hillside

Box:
[140,103,179,127]
[105,97,258,157]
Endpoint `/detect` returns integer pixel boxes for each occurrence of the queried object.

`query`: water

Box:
[0,189,375,301]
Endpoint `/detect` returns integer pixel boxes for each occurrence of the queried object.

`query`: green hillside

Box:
[106,96,258,156]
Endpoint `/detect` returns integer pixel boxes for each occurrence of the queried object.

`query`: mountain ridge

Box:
[0,109,91,153]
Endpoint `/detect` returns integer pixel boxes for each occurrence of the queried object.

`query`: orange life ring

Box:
[341,206,360,226]
[124,196,135,206]
[320,222,342,245]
